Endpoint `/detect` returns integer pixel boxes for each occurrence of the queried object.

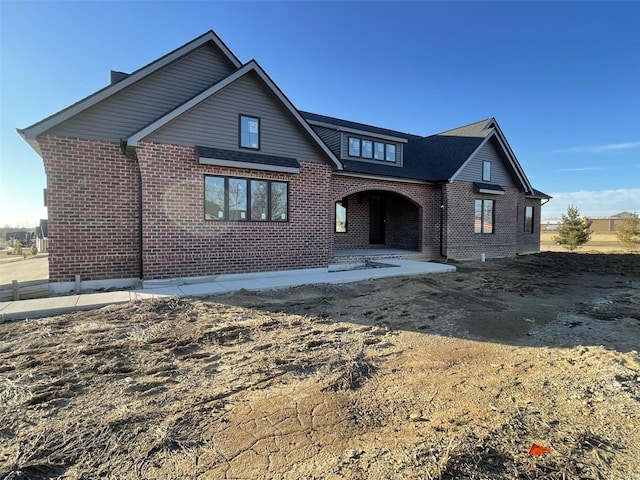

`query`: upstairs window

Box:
[362,140,373,158]
[240,115,260,149]
[348,137,361,157]
[385,144,396,162]
[348,136,398,163]
[482,160,491,181]
[374,142,385,160]
[524,206,534,233]
[474,199,494,234]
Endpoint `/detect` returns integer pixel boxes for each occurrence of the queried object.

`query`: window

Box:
[524,206,534,233]
[374,142,385,160]
[240,115,260,149]
[362,139,373,158]
[482,160,491,182]
[385,144,396,162]
[474,199,494,233]
[335,201,347,233]
[205,175,287,222]
[348,136,398,163]
[348,137,361,157]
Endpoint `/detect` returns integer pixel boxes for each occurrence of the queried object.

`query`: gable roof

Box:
[18,31,241,150]
[127,61,342,170]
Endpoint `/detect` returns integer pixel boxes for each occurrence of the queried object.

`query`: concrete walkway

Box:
[0,259,455,322]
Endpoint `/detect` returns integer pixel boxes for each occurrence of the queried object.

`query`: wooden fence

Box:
[0,280,49,302]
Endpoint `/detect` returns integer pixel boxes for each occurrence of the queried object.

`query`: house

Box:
[35,219,48,253]
[18,30,549,292]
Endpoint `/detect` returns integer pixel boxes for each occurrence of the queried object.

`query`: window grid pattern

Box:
[205,175,288,222]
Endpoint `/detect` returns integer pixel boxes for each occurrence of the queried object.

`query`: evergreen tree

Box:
[554,205,592,251]
[616,212,640,252]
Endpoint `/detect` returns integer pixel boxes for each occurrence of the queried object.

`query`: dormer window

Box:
[362,140,373,158]
[347,136,398,163]
[483,160,491,181]
[348,137,361,156]
[385,144,396,162]
[240,115,260,149]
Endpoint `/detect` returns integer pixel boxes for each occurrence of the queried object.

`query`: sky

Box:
[1,1,639,227]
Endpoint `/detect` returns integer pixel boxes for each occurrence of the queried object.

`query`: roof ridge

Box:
[431,117,495,137]
[301,111,421,138]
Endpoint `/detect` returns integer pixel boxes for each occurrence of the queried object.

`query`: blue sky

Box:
[1,1,638,226]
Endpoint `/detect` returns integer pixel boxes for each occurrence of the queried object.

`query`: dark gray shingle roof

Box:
[302,112,494,182]
[196,146,299,169]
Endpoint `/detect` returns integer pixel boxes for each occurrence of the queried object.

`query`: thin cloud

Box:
[552,141,640,154]
[541,189,640,220]
[557,166,602,172]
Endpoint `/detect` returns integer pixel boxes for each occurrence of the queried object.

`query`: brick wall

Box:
[38,136,140,283]
[136,142,333,279]
[330,176,441,257]
[443,181,541,259]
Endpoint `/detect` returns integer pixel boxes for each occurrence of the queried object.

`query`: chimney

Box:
[110,70,130,84]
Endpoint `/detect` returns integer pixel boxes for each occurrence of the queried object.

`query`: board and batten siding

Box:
[47,44,236,142]
[339,133,402,163]
[145,72,329,164]
[456,138,516,186]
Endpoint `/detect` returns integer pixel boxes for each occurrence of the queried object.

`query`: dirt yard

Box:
[1,252,639,479]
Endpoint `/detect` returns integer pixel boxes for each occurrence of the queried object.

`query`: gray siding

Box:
[340,133,402,164]
[456,138,516,186]
[48,44,235,141]
[312,126,341,157]
[146,72,328,163]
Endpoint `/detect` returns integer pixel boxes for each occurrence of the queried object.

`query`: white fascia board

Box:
[20,31,241,140]
[448,134,493,182]
[198,156,300,174]
[478,188,505,195]
[128,64,253,146]
[306,119,409,144]
[248,62,343,170]
[333,171,431,185]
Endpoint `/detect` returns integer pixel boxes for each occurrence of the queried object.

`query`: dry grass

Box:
[540,231,634,253]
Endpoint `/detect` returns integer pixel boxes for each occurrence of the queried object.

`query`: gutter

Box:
[439,183,445,258]
[120,140,144,280]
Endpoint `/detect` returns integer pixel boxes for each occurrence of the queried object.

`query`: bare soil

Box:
[1,252,639,479]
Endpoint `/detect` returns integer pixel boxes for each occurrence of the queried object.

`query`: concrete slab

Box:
[0,260,456,322]
[0,295,80,321]
[75,291,132,308]
[178,282,230,297]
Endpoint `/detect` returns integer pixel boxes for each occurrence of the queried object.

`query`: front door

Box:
[369,194,385,244]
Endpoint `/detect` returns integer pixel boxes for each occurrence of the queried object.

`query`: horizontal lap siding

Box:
[48,44,235,141]
[146,72,328,164]
[136,142,332,279]
[38,136,140,282]
[311,126,341,157]
[456,138,516,186]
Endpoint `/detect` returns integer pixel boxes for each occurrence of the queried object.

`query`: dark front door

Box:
[369,194,385,244]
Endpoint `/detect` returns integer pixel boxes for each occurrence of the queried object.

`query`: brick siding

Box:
[443,181,541,259]
[330,176,441,258]
[38,136,140,283]
[136,142,332,279]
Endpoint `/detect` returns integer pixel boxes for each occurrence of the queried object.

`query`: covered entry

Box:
[334,190,421,252]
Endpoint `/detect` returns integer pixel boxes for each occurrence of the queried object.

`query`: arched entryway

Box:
[333,190,422,254]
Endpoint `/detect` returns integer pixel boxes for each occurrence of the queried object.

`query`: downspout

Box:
[121,140,144,281]
[439,183,445,258]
